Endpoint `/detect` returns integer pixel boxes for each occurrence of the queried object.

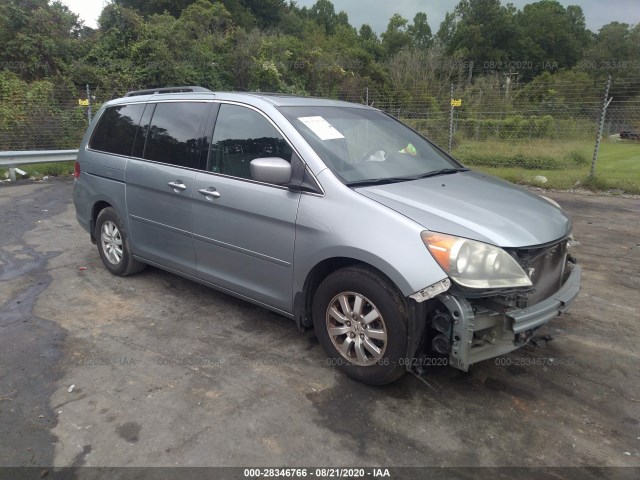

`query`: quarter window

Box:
[89,104,145,156]
[210,104,292,180]
[143,102,211,169]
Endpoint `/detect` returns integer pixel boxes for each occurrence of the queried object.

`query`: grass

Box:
[1,161,75,180]
[452,139,640,195]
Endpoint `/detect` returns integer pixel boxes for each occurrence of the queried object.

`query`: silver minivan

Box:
[73,87,581,385]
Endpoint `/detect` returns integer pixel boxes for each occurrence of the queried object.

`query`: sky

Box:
[60,0,640,34]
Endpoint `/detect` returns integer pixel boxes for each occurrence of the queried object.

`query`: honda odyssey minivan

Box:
[73,87,581,385]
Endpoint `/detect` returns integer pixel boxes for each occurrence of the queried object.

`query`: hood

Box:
[356,171,571,247]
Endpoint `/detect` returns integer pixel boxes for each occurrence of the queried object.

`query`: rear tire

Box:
[95,207,145,276]
[313,266,408,385]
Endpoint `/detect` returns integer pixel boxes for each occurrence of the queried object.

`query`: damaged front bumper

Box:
[433,262,581,371]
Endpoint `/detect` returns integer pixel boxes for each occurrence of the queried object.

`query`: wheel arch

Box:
[294,256,406,330]
[90,200,113,243]
[294,256,431,366]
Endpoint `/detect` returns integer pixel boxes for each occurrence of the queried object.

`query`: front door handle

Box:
[198,187,221,200]
[168,181,187,192]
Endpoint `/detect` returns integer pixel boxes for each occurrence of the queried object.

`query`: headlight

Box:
[421,232,532,289]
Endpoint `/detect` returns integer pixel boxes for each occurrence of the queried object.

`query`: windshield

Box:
[278,106,463,185]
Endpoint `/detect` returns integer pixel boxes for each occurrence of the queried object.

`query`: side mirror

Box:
[250,157,292,185]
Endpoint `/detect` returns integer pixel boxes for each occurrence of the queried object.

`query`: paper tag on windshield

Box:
[298,116,345,140]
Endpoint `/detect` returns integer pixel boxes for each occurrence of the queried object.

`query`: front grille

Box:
[513,240,567,306]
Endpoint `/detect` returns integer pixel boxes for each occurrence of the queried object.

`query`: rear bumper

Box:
[442,263,581,371]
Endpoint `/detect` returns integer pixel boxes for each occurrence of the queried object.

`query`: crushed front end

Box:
[415,237,581,371]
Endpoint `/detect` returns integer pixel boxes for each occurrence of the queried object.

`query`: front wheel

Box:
[95,207,146,276]
[313,266,408,385]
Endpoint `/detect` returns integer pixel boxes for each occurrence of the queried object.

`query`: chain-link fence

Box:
[1,75,639,190]
[330,77,640,192]
[0,83,86,151]
[334,77,640,171]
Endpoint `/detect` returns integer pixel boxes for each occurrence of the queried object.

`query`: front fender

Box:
[293,174,448,299]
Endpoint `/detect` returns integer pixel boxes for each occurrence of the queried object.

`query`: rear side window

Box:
[143,102,211,169]
[89,104,145,156]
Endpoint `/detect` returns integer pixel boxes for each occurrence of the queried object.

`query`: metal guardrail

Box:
[0,150,78,181]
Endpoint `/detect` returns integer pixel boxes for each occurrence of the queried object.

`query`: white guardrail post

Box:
[0,150,79,181]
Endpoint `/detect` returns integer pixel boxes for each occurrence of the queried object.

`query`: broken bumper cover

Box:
[442,264,582,371]
[508,264,581,333]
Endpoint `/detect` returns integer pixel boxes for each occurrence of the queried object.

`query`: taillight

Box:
[74,160,80,178]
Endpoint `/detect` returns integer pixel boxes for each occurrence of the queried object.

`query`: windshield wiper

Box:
[345,176,417,187]
[346,168,468,187]
[415,167,469,179]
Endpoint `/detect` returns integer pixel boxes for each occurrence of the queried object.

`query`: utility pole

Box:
[504,71,518,101]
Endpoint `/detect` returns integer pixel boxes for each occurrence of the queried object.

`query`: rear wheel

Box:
[313,266,407,385]
[95,207,145,276]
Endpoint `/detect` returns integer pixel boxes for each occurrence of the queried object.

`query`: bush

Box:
[454,147,563,169]
[455,115,557,141]
[452,140,594,170]
[563,150,588,166]
[0,72,87,151]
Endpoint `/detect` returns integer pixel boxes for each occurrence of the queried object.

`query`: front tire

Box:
[95,207,145,276]
[313,266,408,385]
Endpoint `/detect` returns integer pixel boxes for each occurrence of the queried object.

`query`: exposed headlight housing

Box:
[421,232,533,289]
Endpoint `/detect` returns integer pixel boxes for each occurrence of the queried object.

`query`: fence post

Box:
[448,83,454,153]
[590,75,612,178]
[86,84,92,123]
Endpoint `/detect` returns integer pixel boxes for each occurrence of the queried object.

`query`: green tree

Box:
[516,1,590,79]
[516,70,600,109]
[226,28,264,90]
[0,0,83,79]
[179,0,232,37]
[130,2,232,89]
[581,22,639,77]
[579,22,640,98]
[81,0,234,93]
[408,12,432,49]
[308,0,349,35]
[381,14,411,58]
[88,2,145,90]
[114,0,259,27]
[114,0,194,17]
[242,0,286,29]
[219,0,257,28]
[436,11,456,47]
[441,0,523,65]
[359,24,383,60]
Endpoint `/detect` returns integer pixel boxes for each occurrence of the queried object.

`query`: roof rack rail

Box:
[124,86,212,97]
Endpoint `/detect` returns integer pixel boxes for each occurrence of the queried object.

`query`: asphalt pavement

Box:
[0,178,639,472]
